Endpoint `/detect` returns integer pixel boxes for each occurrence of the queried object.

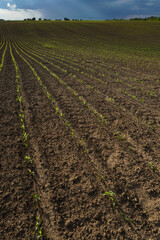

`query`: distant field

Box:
[0,21,160,239]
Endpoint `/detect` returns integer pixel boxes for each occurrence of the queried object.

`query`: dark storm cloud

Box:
[1,0,160,20]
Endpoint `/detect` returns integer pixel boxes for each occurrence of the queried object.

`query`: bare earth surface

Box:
[0,22,160,239]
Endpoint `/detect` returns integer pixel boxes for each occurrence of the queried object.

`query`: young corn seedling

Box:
[28,169,34,176]
[98,173,105,180]
[120,211,132,222]
[34,216,43,239]
[71,129,75,136]
[114,131,126,140]
[33,194,40,205]
[19,112,24,119]
[149,162,157,172]
[132,95,136,100]
[65,121,70,127]
[25,155,34,164]
[79,139,83,145]
[21,124,25,130]
[23,132,29,147]
[146,121,151,127]
[103,191,116,208]
[36,227,43,240]
[55,107,59,114]
[47,92,51,100]
[151,124,156,131]
[150,91,154,96]
[17,96,22,103]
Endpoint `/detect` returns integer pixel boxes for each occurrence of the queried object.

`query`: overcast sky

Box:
[0,0,160,20]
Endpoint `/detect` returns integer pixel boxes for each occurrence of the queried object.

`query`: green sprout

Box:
[151,124,156,131]
[33,194,40,203]
[114,131,126,140]
[17,96,22,103]
[146,121,150,127]
[25,155,34,164]
[132,95,136,100]
[120,211,132,222]
[23,132,28,140]
[36,227,43,239]
[71,129,74,136]
[149,162,157,171]
[21,124,25,130]
[79,139,83,145]
[19,113,24,119]
[28,169,34,175]
[34,216,43,239]
[103,191,116,208]
[55,107,59,114]
[47,92,51,99]
[65,121,70,127]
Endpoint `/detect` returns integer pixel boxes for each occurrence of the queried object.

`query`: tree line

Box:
[129,16,160,21]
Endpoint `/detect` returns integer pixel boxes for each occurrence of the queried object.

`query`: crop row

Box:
[9,42,44,239]
[0,41,8,73]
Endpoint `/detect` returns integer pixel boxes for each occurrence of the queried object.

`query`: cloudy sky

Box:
[0,0,160,20]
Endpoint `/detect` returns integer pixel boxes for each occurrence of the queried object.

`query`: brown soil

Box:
[0,23,160,240]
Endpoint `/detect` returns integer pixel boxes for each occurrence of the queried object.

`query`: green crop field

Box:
[0,21,160,239]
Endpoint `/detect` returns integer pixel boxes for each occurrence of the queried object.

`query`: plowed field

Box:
[0,21,160,240]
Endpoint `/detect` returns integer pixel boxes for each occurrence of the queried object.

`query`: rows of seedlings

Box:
[13,35,160,171]
[14,34,160,133]
[13,35,160,176]
[9,35,160,239]
[8,38,139,239]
